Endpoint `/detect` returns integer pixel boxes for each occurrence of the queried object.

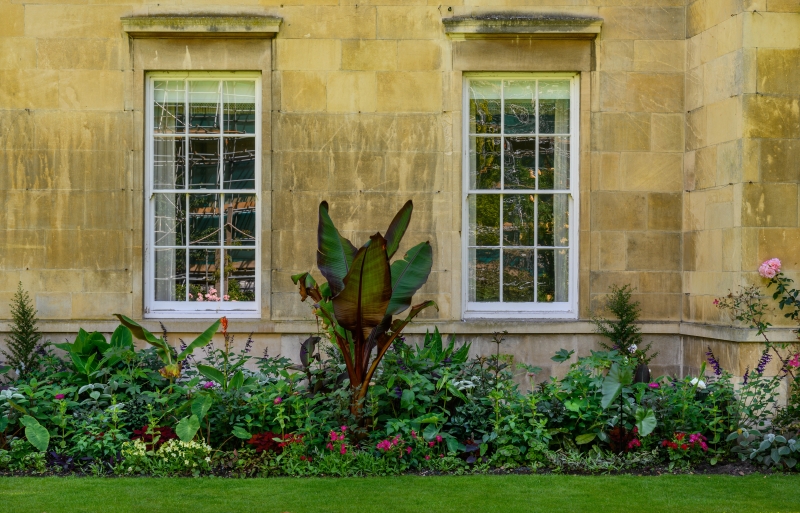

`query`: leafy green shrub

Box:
[120,439,212,476]
[592,284,657,365]
[729,429,799,469]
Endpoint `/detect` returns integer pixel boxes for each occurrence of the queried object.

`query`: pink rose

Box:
[759,258,782,279]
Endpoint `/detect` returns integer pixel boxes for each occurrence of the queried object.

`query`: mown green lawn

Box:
[1,474,799,513]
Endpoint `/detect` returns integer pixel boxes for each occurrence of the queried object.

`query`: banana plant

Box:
[53,326,133,385]
[292,200,436,412]
[113,315,221,381]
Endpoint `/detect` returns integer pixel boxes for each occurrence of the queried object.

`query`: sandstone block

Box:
[38,38,122,70]
[330,151,385,191]
[59,70,124,111]
[33,111,132,151]
[651,114,684,153]
[707,96,741,145]
[0,230,45,270]
[377,6,441,39]
[24,5,129,39]
[744,12,800,48]
[633,40,685,72]
[760,139,800,182]
[280,71,327,112]
[0,38,35,70]
[0,70,59,109]
[327,71,377,113]
[596,41,633,72]
[36,293,72,319]
[376,71,442,113]
[342,40,396,71]
[591,112,651,152]
[0,4,23,37]
[272,151,330,192]
[757,48,800,94]
[398,40,441,71]
[598,72,627,112]
[620,152,683,192]
[84,270,131,293]
[279,6,376,39]
[599,7,684,40]
[647,192,682,231]
[72,293,131,319]
[591,191,647,231]
[686,107,706,151]
[275,39,341,71]
[626,232,681,271]
[742,182,799,227]
[626,73,684,113]
[744,94,800,139]
[598,231,626,271]
[694,145,717,190]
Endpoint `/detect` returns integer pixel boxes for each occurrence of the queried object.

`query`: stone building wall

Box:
[0,0,798,381]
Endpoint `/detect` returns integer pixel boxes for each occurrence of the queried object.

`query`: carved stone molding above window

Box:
[121,15,282,38]
[443,13,602,41]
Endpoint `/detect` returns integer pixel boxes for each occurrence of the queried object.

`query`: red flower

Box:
[221,316,228,335]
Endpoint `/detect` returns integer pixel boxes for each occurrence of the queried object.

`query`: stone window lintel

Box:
[443,13,602,41]
[121,14,282,38]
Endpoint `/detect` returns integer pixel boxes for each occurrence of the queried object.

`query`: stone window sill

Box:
[443,13,602,40]
[121,15,282,38]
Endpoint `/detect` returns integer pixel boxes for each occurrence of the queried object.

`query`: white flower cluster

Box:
[120,439,213,475]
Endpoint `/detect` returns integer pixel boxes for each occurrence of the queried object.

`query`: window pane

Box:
[503,249,536,302]
[154,248,186,301]
[223,137,256,190]
[468,248,499,302]
[153,80,185,134]
[537,194,569,247]
[224,81,256,134]
[225,249,256,301]
[189,194,220,246]
[503,194,536,246]
[154,194,185,246]
[468,194,500,246]
[469,137,501,190]
[468,80,501,134]
[504,81,536,134]
[189,81,220,134]
[538,81,570,134]
[153,138,185,189]
[188,249,220,301]
[538,138,554,190]
[538,137,570,190]
[188,137,220,189]
[537,250,555,302]
[504,137,536,190]
[223,194,256,246]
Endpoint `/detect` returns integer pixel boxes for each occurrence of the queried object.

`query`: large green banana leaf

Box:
[387,241,432,317]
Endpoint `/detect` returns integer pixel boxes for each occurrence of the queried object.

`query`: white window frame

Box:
[461,73,580,320]
[144,71,262,319]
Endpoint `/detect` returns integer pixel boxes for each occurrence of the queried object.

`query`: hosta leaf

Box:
[634,407,657,437]
[317,201,358,297]
[191,395,213,420]
[21,415,49,452]
[386,241,433,317]
[176,415,200,442]
[575,433,595,445]
[233,426,251,440]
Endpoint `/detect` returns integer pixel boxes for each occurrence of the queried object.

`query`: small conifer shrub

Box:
[1,282,44,376]
[592,284,657,365]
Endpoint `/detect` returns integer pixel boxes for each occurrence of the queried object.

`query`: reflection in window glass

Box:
[465,77,572,306]
[149,76,259,310]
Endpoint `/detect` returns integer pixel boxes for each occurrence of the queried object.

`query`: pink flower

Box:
[196,294,204,302]
[330,431,338,442]
[203,381,214,389]
[340,444,346,455]
[340,426,347,432]
[435,435,443,443]
[790,354,800,368]
[428,441,435,447]
[338,433,345,441]
[411,430,416,438]
[326,443,333,450]
[189,293,194,299]
[712,299,719,306]
[759,258,782,279]
[274,396,282,405]
[627,439,641,450]
[54,393,65,400]
[223,295,230,301]
[648,383,659,389]
[425,455,431,460]
[406,446,412,454]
